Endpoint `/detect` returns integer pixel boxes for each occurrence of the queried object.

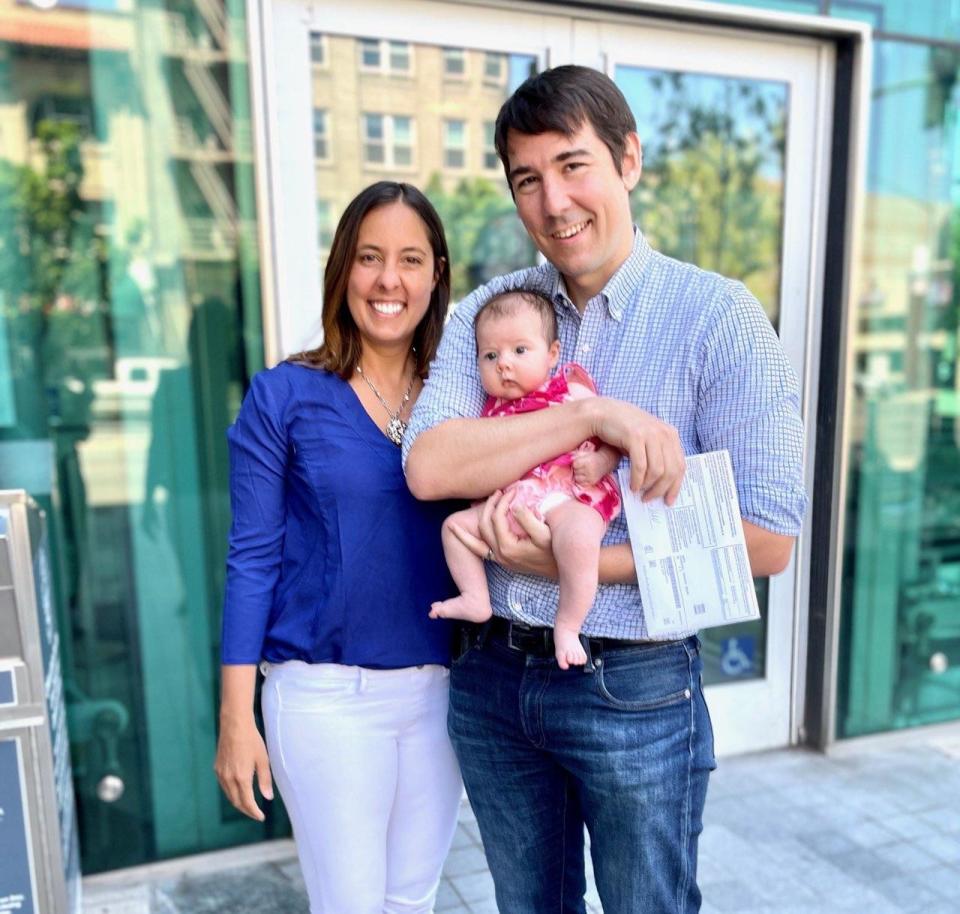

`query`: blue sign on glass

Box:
[0,670,14,707]
[0,738,37,914]
[720,635,755,677]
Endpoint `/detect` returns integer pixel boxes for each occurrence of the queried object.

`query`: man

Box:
[403,66,806,913]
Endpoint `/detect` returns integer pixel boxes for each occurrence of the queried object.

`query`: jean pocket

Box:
[450,644,478,670]
[594,657,692,711]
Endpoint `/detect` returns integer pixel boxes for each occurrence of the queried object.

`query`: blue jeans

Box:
[448,634,716,914]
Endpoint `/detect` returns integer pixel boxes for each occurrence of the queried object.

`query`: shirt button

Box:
[510,601,522,612]
[580,344,591,353]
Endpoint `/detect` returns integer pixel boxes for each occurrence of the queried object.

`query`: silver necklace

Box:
[355,363,415,445]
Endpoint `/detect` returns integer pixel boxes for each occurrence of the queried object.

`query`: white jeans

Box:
[261,661,463,914]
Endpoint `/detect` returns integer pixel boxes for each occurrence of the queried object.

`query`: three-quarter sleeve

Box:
[221,370,291,664]
[695,284,808,537]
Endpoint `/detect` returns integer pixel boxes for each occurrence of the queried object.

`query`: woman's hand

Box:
[215,712,273,821]
[450,490,559,579]
[215,665,273,822]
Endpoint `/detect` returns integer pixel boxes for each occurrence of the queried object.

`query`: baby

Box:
[429,289,621,668]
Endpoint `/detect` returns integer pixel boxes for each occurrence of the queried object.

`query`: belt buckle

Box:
[505,621,530,652]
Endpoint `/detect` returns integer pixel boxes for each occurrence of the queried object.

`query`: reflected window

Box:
[483,121,498,171]
[359,38,381,69]
[358,38,412,74]
[313,108,331,161]
[317,199,334,252]
[443,119,467,169]
[310,32,328,66]
[443,47,466,78]
[484,51,506,85]
[389,41,412,73]
[362,113,415,168]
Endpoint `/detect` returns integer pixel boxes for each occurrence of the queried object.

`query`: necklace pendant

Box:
[385,416,406,446]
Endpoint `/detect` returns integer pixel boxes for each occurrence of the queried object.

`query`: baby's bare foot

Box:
[554,625,587,669]
[429,594,492,623]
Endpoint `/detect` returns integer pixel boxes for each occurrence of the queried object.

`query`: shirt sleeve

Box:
[221,369,291,664]
[695,283,808,537]
[401,281,501,471]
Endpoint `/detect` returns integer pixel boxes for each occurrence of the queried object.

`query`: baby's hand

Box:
[572,450,608,486]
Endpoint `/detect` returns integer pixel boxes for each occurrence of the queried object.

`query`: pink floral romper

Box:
[482,363,621,537]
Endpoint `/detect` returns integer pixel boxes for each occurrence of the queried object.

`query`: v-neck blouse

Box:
[222,361,455,668]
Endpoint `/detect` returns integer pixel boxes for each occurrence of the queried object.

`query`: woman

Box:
[214,182,462,913]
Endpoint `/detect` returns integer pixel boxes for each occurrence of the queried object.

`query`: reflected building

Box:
[0,0,264,874]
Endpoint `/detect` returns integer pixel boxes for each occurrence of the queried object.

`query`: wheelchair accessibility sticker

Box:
[720,636,755,677]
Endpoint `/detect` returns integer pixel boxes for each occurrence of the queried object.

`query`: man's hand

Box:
[449,491,559,579]
[589,399,685,504]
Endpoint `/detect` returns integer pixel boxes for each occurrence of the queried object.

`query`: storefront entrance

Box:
[258,0,837,755]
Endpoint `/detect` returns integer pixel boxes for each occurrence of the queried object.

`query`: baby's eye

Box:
[481,352,497,361]
[515,346,527,355]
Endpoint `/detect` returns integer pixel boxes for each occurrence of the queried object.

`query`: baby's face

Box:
[476,306,560,400]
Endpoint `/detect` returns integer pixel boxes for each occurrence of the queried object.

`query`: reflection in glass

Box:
[838,40,960,737]
[617,65,789,685]
[830,0,960,43]
[618,66,788,327]
[0,0,268,872]
[310,36,537,301]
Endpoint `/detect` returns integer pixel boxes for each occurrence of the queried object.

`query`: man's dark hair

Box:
[494,65,637,182]
[474,289,558,346]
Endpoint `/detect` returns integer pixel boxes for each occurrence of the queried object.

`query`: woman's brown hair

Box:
[289,182,451,379]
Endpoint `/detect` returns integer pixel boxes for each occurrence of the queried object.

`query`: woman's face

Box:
[346,201,438,355]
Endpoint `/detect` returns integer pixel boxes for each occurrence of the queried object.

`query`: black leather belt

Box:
[484,616,670,659]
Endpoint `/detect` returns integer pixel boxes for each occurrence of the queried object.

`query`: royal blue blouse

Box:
[221,361,455,668]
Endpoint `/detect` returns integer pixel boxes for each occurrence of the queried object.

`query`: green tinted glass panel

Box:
[838,40,960,738]
[829,0,960,41]
[310,36,537,301]
[618,65,788,685]
[0,0,275,872]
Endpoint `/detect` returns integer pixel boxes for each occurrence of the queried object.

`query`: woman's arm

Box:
[214,665,273,821]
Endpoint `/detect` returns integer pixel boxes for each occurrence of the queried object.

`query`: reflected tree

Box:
[424,174,535,303]
[631,73,786,315]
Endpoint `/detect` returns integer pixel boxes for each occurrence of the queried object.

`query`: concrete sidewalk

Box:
[83,730,960,914]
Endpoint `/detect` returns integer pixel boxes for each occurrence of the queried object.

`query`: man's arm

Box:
[743,521,794,577]
[404,278,684,503]
[697,284,807,574]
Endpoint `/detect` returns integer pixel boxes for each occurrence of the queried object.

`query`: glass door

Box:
[262,0,573,355]
[581,18,831,755]
[262,0,832,754]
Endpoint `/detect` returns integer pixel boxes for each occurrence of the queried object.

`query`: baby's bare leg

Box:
[430,506,493,622]
[545,500,606,669]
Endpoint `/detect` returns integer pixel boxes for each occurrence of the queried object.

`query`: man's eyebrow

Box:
[507,164,533,185]
[554,147,592,162]
[508,147,593,184]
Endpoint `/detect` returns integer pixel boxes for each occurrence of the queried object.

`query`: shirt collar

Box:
[547,228,652,322]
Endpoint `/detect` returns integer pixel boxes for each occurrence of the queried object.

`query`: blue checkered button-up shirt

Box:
[403,230,807,639]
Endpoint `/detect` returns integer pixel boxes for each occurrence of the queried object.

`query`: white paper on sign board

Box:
[618,450,760,637]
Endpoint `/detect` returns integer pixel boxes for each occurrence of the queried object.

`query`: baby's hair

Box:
[474,288,558,345]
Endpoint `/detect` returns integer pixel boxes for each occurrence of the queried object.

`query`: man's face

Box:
[505,122,641,308]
